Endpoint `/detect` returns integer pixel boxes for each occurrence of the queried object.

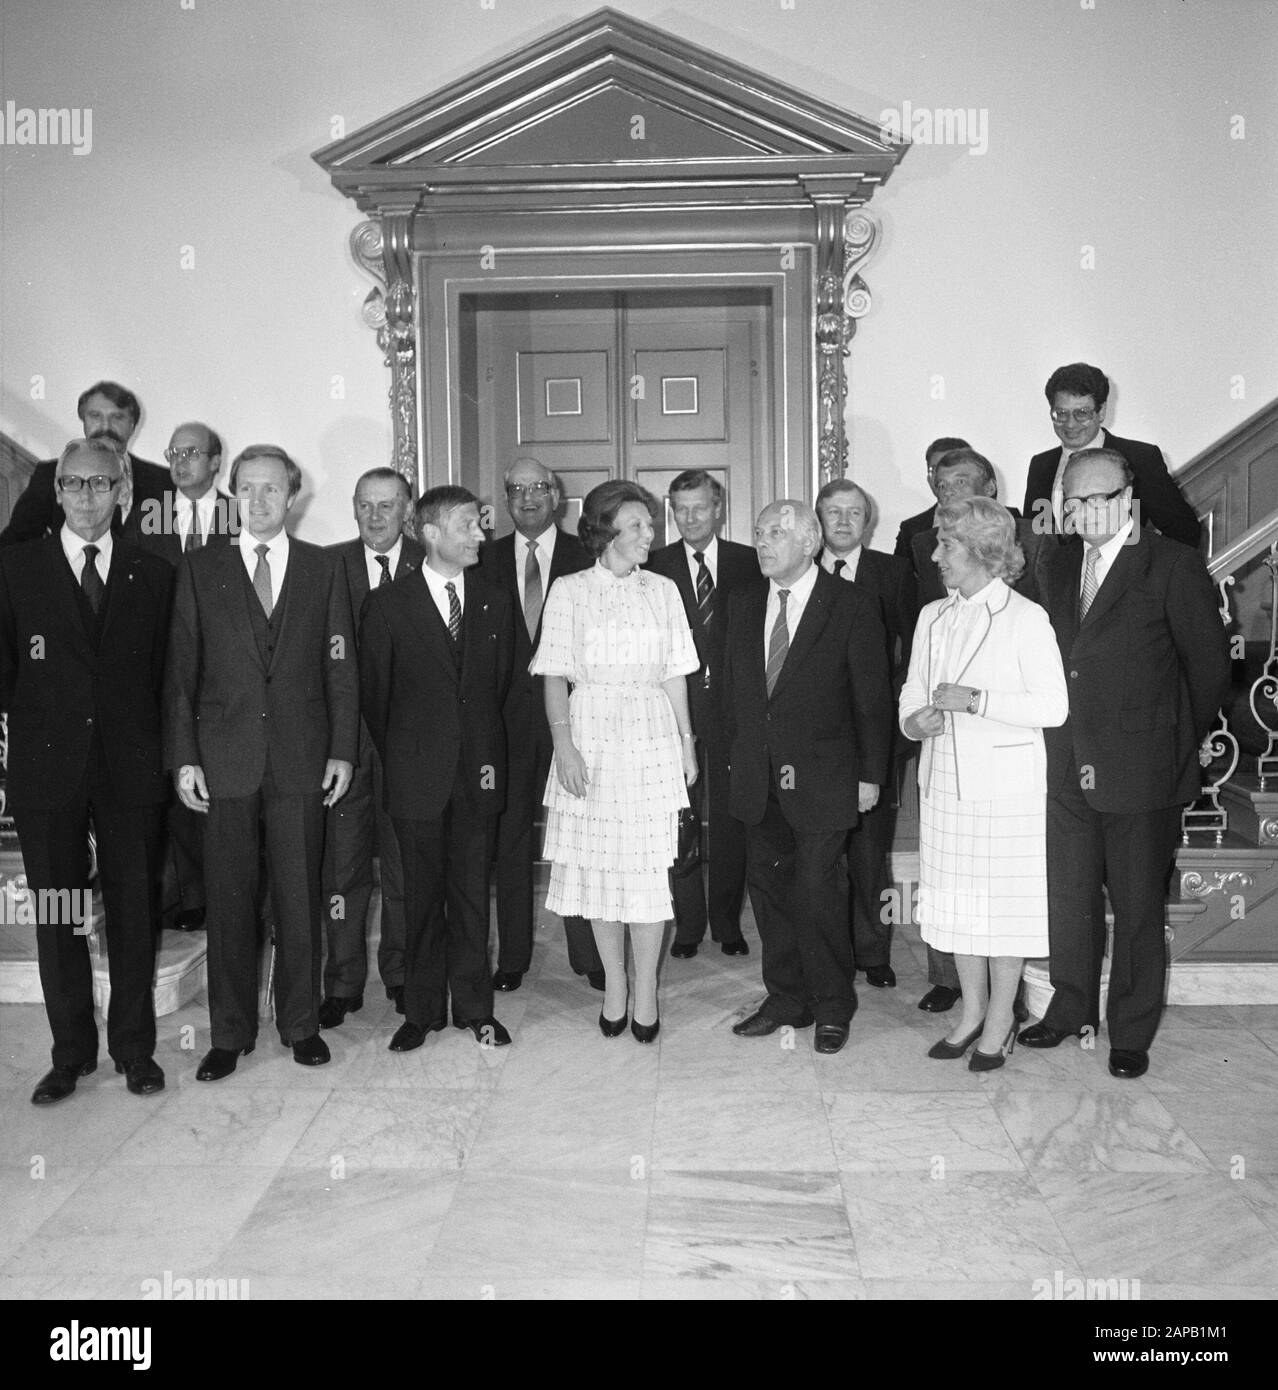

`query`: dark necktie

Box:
[1079,545,1099,620]
[445,580,461,643]
[694,550,714,628]
[376,554,392,586]
[81,544,104,615]
[523,539,543,639]
[832,558,846,578]
[765,588,790,698]
[253,543,273,617]
[185,505,203,553]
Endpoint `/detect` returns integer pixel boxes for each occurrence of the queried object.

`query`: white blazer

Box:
[899,580,1068,802]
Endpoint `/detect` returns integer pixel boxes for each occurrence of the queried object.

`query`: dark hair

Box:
[668,469,723,501]
[1044,363,1109,409]
[925,436,969,466]
[356,466,412,501]
[417,484,477,530]
[579,480,658,558]
[229,445,303,499]
[935,447,997,495]
[77,380,140,427]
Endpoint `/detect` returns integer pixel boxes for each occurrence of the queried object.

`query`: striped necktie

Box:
[1079,545,1099,620]
[765,589,790,698]
[523,539,543,639]
[693,550,714,628]
[445,580,461,644]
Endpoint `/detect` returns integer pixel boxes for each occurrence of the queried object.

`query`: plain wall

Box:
[2,0,1274,546]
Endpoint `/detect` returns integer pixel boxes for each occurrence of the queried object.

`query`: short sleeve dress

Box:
[530,562,699,923]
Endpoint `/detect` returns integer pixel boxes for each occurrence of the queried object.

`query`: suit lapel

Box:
[1077,529,1145,640]
[407,569,460,687]
[394,542,422,580]
[45,538,96,662]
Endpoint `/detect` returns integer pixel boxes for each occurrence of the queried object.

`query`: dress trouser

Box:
[1041,781,1182,1050]
[671,729,747,946]
[746,790,855,1025]
[846,791,895,968]
[204,755,325,1049]
[166,790,206,914]
[15,747,163,1069]
[395,768,496,1026]
[322,735,406,997]
[493,720,600,977]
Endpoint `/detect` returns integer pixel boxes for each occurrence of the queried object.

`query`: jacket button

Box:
[1069,670,1079,679]
[85,716,93,726]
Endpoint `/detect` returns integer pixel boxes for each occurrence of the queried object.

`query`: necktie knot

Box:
[255,543,269,560]
[83,544,99,566]
[832,559,846,577]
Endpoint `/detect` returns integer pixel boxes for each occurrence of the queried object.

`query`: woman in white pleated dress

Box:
[900,497,1068,1070]
[532,481,699,1042]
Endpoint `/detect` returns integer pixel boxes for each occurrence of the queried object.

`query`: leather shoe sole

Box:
[814,1023,850,1054]
[115,1058,165,1096]
[1108,1048,1149,1079]
[31,1060,96,1105]
[917,985,961,1013]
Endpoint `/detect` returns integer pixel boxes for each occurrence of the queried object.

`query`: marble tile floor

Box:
[2,897,1277,1303]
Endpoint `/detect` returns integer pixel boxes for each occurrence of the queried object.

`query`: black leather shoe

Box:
[492,970,524,992]
[670,942,698,959]
[586,970,606,992]
[388,1019,444,1052]
[31,1060,95,1105]
[115,1057,165,1095]
[455,1017,512,1047]
[1017,1022,1075,1049]
[732,1009,813,1037]
[196,1045,253,1082]
[387,985,405,1015]
[1108,1047,1149,1079]
[292,1034,331,1067]
[318,995,363,1029]
[918,985,961,1013]
[172,907,206,931]
[814,1023,850,1055]
[720,939,749,957]
[864,964,896,988]
[631,1016,660,1044]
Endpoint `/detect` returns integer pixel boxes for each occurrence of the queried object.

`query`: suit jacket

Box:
[0,455,170,548]
[479,526,591,738]
[0,535,173,811]
[822,547,918,698]
[126,488,238,565]
[894,505,936,562]
[722,567,893,832]
[1039,526,1230,812]
[644,537,761,738]
[1023,431,1201,549]
[912,510,1044,608]
[899,581,1068,802]
[329,534,426,645]
[359,566,514,821]
[163,538,360,798]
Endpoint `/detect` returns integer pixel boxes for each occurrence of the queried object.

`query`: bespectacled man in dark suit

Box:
[318,467,425,1026]
[816,479,917,991]
[645,468,759,960]
[0,437,174,1104]
[479,456,603,993]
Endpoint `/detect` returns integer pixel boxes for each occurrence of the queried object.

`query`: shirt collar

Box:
[684,535,718,564]
[770,559,818,603]
[1087,515,1136,570]
[366,536,403,569]
[822,544,860,573]
[422,560,465,598]
[61,523,113,569]
[239,527,288,561]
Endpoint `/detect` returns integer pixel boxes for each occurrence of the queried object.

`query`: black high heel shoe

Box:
[599,1011,628,1038]
[631,1016,660,1044]
[927,1021,984,1060]
[969,1021,1017,1072]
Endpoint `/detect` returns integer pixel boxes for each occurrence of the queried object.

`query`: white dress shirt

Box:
[364,536,403,591]
[1051,426,1109,530]
[1080,516,1135,600]
[238,528,290,602]
[514,525,557,611]
[423,562,465,628]
[61,524,113,583]
[821,545,862,581]
[683,534,719,588]
[762,560,819,665]
[174,488,222,550]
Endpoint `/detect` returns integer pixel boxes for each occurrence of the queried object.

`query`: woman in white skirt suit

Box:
[900,497,1068,1070]
[532,481,699,1042]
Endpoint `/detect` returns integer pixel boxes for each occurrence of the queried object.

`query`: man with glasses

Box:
[1023,362,1200,547]
[132,422,236,565]
[0,381,170,546]
[319,468,424,1025]
[0,438,174,1104]
[1018,448,1229,1078]
[479,457,602,991]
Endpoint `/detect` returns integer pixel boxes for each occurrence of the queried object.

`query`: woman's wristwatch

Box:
[966,689,981,715]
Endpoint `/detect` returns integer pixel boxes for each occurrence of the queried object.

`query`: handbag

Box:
[673,807,701,875]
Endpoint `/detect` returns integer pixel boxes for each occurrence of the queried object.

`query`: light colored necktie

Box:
[81,544,104,615]
[523,539,542,639]
[765,589,790,697]
[376,554,392,586]
[253,543,273,617]
[694,550,714,628]
[445,580,461,643]
[1079,545,1099,620]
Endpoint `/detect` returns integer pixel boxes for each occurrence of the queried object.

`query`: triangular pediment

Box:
[315,8,903,199]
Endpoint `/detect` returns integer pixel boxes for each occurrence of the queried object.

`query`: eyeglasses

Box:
[56,475,121,494]
[1051,407,1098,424]
[1061,486,1125,515]
[506,482,553,500]
[165,447,209,464]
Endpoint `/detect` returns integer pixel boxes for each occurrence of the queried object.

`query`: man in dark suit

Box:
[1022,362,1200,548]
[893,437,970,562]
[0,438,173,1104]
[1018,448,1230,1078]
[0,381,170,547]
[319,467,424,1026]
[164,445,358,1080]
[724,500,893,1054]
[129,421,237,933]
[815,479,916,990]
[479,456,602,992]
[361,485,515,1050]
[645,468,758,959]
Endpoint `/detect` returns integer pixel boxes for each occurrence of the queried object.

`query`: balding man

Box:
[479,456,602,992]
[0,438,174,1103]
[1019,448,1229,1078]
[723,500,893,1054]
[816,479,916,989]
